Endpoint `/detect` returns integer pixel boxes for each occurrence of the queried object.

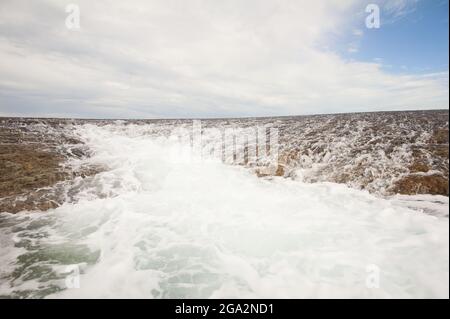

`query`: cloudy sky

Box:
[0,0,448,118]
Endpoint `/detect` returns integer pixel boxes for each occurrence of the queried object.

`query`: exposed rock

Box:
[0,119,102,213]
[275,164,285,177]
[1,111,449,215]
[249,110,448,196]
[393,174,449,196]
[0,145,67,198]
[409,161,430,173]
[430,128,449,144]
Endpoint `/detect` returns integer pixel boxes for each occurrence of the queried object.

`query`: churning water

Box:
[0,119,448,298]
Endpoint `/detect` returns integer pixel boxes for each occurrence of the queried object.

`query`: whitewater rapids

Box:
[0,123,448,298]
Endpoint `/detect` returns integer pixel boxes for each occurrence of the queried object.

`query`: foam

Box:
[0,123,448,298]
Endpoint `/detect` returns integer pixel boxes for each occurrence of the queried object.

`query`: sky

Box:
[0,0,448,119]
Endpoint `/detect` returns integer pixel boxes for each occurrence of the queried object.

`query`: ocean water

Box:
[0,119,448,298]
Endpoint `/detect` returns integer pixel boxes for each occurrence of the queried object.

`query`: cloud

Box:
[347,43,360,53]
[352,29,364,36]
[0,0,447,118]
[383,0,419,17]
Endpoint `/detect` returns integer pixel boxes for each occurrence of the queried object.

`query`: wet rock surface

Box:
[390,127,449,196]
[392,174,448,196]
[201,110,448,196]
[0,118,102,213]
[0,110,448,213]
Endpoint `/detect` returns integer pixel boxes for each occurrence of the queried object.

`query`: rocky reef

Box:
[0,118,102,213]
[243,110,448,196]
[0,110,448,214]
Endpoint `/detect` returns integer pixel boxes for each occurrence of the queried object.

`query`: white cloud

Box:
[353,29,364,36]
[383,0,419,18]
[0,0,447,118]
[347,43,360,53]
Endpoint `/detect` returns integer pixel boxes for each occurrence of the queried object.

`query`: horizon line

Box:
[0,108,448,122]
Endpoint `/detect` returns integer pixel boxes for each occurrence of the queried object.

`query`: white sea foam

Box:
[0,123,448,298]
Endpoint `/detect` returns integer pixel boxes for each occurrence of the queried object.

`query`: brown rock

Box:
[430,128,449,144]
[409,161,430,173]
[392,174,449,196]
[0,119,103,213]
[275,165,285,177]
[0,144,66,198]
